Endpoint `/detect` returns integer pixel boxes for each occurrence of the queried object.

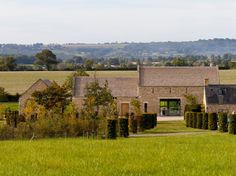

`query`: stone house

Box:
[72,66,220,116]
[19,79,52,114]
[204,84,236,114]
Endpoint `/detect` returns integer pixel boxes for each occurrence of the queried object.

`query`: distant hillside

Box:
[1,39,236,59]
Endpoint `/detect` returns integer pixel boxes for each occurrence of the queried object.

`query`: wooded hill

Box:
[1,38,236,59]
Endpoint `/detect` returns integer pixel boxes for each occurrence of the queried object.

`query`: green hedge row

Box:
[229,114,236,134]
[106,119,117,139]
[143,113,157,130]
[119,118,129,137]
[218,113,228,132]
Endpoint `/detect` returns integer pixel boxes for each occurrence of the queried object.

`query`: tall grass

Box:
[0,133,235,176]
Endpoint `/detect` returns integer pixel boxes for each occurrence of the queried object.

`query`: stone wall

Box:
[138,86,204,116]
[207,104,236,114]
[19,80,48,114]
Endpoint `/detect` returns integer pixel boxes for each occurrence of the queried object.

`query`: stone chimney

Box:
[204,78,209,86]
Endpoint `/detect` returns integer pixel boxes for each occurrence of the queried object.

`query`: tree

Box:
[184,94,197,105]
[83,80,113,119]
[0,56,16,71]
[35,49,58,70]
[130,98,142,116]
[84,59,94,70]
[32,82,71,114]
[64,69,89,90]
[172,57,188,66]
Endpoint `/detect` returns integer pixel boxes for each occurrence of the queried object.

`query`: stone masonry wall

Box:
[207,104,236,114]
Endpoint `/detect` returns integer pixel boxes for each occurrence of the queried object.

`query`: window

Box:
[144,103,148,113]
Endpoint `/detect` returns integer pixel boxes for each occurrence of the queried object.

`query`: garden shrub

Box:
[208,113,218,130]
[129,113,137,134]
[0,125,15,140]
[193,112,197,128]
[15,122,32,139]
[185,112,190,127]
[196,112,203,129]
[218,112,228,132]
[106,119,117,139]
[229,114,236,135]
[119,118,129,137]
[137,115,144,132]
[143,113,157,129]
[184,104,201,114]
[202,113,208,129]
[189,112,194,128]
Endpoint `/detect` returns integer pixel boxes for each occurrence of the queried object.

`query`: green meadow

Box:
[0,132,235,176]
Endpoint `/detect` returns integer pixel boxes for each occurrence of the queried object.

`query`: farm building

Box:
[72,66,221,116]
[20,66,236,116]
[19,79,52,114]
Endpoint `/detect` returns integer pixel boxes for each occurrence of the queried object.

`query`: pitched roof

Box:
[139,66,220,87]
[20,79,52,97]
[73,77,138,97]
[205,84,236,104]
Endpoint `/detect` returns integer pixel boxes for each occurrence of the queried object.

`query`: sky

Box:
[0,0,236,44]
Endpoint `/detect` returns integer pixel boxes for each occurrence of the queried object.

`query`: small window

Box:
[144,103,148,113]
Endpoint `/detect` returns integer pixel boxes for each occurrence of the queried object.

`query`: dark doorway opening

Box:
[160,99,181,116]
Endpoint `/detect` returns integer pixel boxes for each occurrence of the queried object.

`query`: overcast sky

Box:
[0,0,235,44]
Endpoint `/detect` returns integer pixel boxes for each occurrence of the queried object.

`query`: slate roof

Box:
[139,66,220,87]
[205,85,236,104]
[73,77,138,97]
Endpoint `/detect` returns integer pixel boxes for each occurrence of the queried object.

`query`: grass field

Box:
[0,69,235,94]
[0,132,235,176]
[0,71,138,94]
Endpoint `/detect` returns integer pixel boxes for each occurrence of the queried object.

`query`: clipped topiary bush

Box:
[106,119,117,139]
[119,118,129,137]
[137,115,144,132]
[218,112,228,132]
[196,112,203,129]
[208,113,218,130]
[185,112,191,127]
[189,112,194,128]
[193,112,197,128]
[129,113,137,134]
[228,114,236,135]
[202,113,208,129]
[143,113,157,129]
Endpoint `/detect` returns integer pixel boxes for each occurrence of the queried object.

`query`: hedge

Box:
[119,118,129,137]
[185,112,191,127]
[193,112,197,128]
[202,113,208,129]
[143,113,157,129]
[106,119,117,139]
[137,115,145,132]
[196,112,203,129]
[189,112,194,128]
[229,114,236,135]
[208,113,218,130]
[129,115,137,134]
[184,104,202,114]
[218,112,228,132]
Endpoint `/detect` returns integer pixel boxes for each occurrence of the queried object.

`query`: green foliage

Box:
[0,56,16,71]
[137,115,145,132]
[208,113,218,130]
[64,69,89,90]
[218,112,228,132]
[130,98,142,116]
[185,112,190,127]
[202,113,208,129]
[184,104,201,113]
[143,113,157,129]
[172,57,188,66]
[228,114,236,135]
[189,112,194,128]
[129,113,137,134]
[106,119,117,139]
[192,112,197,128]
[35,49,58,70]
[196,113,203,129]
[119,118,129,137]
[32,81,71,114]
[184,94,198,105]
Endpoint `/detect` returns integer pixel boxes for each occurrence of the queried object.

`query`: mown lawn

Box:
[0,132,235,176]
[143,120,207,134]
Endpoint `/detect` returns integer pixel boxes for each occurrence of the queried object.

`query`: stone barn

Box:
[19,79,52,114]
[72,66,220,116]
